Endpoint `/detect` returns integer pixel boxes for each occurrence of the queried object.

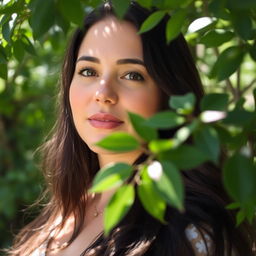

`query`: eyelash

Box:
[78,68,145,82]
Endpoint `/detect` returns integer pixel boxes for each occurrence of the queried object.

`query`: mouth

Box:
[88,113,124,129]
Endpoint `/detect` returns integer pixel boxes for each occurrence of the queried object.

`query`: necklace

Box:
[91,192,103,217]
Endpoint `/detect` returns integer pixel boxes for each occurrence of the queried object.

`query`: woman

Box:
[8,2,254,256]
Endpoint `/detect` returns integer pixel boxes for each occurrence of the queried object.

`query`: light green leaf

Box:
[138,10,166,34]
[138,166,167,223]
[128,112,158,142]
[104,184,135,235]
[200,93,229,111]
[153,161,184,210]
[144,111,185,129]
[149,139,178,154]
[166,9,186,43]
[169,93,196,114]
[90,162,133,193]
[96,132,140,152]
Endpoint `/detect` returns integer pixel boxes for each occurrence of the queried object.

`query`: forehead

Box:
[77,16,143,60]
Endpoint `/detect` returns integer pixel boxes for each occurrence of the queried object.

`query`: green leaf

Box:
[96,132,140,152]
[138,10,166,34]
[163,0,192,8]
[226,202,240,210]
[0,63,7,80]
[136,0,152,8]
[13,39,25,62]
[138,166,167,223]
[29,0,56,39]
[194,125,220,164]
[230,10,253,40]
[128,112,158,142]
[144,111,185,129]
[166,9,186,43]
[153,161,184,210]
[169,93,196,114]
[249,41,256,61]
[210,46,245,81]
[149,139,178,154]
[0,45,7,64]
[223,153,256,204]
[223,109,254,126]
[90,162,133,193]
[200,30,234,47]
[104,184,135,235]
[57,0,84,25]
[2,18,11,42]
[112,0,130,19]
[159,145,208,169]
[200,93,229,111]
[227,0,256,9]
[21,35,36,56]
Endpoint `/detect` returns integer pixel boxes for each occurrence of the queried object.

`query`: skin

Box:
[69,16,162,168]
[46,17,163,255]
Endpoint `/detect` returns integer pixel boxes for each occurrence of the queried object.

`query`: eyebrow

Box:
[76,55,145,66]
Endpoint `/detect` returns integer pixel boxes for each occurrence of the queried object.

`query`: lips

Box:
[88,113,124,129]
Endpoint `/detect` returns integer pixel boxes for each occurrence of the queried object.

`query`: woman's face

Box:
[69,16,161,154]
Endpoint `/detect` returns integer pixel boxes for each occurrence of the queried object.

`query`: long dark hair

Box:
[8,2,255,255]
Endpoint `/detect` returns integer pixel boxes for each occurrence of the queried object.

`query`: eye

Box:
[123,72,144,81]
[78,68,98,77]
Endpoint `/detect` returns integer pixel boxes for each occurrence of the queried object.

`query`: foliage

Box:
[0,0,255,249]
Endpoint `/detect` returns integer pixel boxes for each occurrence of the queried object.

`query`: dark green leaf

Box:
[112,0,130,19]
[57,0,84,25]
[144,111,185,129]
[249,42,256,61]
[0,45,7,64]
[200,93,229,111]
[166,9,186,43]
[169,93,196,114]
[96,132,140,152]
[200,30,234,47]
[104,185,135,235]
[227,0,256,9]
[30,0,56,39]
[230,11,253,40]
[90,163,133,193]
[2,19,11,42]
[128,112,158,142]
[138,10,166,34]
[223,153,256,204]
[153,161,184,210]
[210,46,245,81]
[194,125,220,164]
[223,109,254,126]
[0,63,7,80]
[13,39,25,61]
[159,145,209,169]
[21,35,36,56]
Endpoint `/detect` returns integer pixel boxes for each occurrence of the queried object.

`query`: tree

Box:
[0,0,255,248]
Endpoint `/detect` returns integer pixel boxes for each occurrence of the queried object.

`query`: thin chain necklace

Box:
[91,192,103,217]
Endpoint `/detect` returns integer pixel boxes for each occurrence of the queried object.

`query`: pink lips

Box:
[88,113,124,129]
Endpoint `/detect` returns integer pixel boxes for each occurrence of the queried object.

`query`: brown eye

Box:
[79,68,98,77]
[123,72,144,81]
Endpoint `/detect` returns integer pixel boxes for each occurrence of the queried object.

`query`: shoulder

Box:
[185,224,213,256]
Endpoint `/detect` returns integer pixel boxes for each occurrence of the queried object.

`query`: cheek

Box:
[126,88,161,118]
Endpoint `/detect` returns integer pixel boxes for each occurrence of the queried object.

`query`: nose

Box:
[94,79,118,105]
